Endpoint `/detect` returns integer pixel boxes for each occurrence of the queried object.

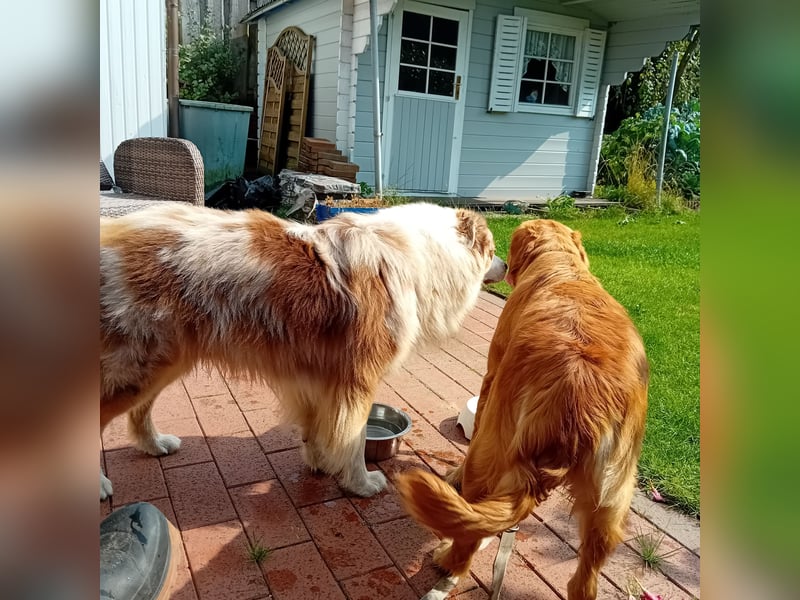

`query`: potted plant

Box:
[179,20,252,191]
[315,185,408,222]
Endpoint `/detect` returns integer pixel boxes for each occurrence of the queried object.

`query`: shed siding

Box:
[352,23,388,187]
[457,0,606,200]
[602,13,698,85]
[258,0,343,144]
[100,0,167,178]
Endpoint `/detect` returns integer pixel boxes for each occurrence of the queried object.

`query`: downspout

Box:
[167,0,180,137]
[369,0,383,196]
[587,84,610,195]
[656,50,680,208]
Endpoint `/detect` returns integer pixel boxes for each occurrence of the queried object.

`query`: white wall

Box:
[100,0,168,178]
[256,0,344,144]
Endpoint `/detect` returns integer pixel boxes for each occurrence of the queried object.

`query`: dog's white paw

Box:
[137,433,182,456]
[100,472,113,501]
[351,470,387,497]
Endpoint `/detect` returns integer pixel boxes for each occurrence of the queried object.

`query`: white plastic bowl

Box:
[457,395,479,440]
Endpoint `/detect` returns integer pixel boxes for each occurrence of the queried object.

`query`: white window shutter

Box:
[574,28,607,118]
[488,15,525,112]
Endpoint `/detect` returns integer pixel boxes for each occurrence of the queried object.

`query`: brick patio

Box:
[101,292,700,600]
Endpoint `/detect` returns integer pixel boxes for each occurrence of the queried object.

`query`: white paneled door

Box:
[384,1,470,193]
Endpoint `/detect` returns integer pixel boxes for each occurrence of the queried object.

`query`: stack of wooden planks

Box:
[298,137,359,183]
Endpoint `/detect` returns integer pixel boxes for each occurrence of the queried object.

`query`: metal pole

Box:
[656,50,679,208]
[167,0,180,137]
[369,0,384,196]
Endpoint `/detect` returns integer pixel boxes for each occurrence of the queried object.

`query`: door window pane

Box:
[428,70,455,96]
[431,16,458,45]
[400,40,429,67]
[430,45,456,70]
[402,11,430,41]
[399,66,427,93]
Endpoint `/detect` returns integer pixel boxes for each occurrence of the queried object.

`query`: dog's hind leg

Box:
[300,386,386,497]
[126,376,182,458]
[567,476,635,600]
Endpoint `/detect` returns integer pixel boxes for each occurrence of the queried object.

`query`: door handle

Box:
[455,75,462,100]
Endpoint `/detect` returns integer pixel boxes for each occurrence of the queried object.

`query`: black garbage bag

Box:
[244,175,282,209]
[206,175,282,211]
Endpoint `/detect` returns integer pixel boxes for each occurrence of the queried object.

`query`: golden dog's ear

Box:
[505,223,538,287]
[571,230,589,266]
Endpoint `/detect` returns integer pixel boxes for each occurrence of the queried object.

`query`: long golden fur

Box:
[100,202,506,500]
[396,219,649,600]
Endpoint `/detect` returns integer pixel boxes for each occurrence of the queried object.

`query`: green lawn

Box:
[483,210,700,516]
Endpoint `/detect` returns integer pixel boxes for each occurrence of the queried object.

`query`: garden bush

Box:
[599,101,700,202]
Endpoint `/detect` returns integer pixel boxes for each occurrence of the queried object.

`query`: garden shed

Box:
[245,0,699,201]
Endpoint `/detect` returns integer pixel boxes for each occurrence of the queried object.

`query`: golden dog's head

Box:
[505,219,588,287]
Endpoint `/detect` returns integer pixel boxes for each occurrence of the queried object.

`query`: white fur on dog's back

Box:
[101,202,493,390]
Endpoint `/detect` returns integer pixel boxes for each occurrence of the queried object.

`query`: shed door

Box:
[385,1,469,193]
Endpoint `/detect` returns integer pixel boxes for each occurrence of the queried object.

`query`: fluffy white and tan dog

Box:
[100,202,506,500]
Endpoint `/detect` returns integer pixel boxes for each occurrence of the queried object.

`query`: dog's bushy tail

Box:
[395,469,535,541]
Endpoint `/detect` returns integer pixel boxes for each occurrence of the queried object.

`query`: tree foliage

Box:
[179,21,242,104]
[606,37,700,130]
[599,101,700,200]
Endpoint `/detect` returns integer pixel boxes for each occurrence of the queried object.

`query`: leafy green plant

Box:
[545,195,579,219]
[599,101,700,201]
[358,181,374,197]
[179,20,243,104]
[244,534,271,565]
[608,36,700,120]
[633,530,666,570]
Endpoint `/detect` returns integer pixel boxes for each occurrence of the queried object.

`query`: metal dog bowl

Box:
[365,403,412,461]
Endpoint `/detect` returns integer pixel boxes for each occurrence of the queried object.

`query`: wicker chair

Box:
[100,137,204,217]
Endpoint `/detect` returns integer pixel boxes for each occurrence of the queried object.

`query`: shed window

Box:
[488,9,607,118]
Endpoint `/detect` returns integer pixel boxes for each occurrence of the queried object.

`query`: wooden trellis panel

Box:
[258,26,314,175]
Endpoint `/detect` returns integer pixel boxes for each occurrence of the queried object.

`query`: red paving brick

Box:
[243,406,302,454]
[229,480,310,550]
[349,465,407,525]
[207,430,276,486]
[468,536,560,600]
[102,413,130,450]
[159,417,212,470]
[182,368,230,398]
[181,519,269,600]
[164,462,236,530]
[104,448,167,508]
[99,292,699,599]
[340,566,419,600]
[151,381,197,422]
[269,447,343,507]
[372,517,480,597]
[299,498,392,580]
[262,541,345,600]
[225,377,281,412]
[191,393,250,437]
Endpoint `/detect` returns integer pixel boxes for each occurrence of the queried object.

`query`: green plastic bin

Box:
[178,99,253,191]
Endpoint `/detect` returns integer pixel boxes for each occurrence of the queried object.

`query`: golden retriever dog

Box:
[100,203,507,500]
[396,219,648,600]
